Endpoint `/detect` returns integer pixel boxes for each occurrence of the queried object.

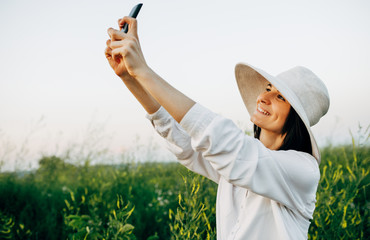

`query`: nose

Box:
[257,92,271,105]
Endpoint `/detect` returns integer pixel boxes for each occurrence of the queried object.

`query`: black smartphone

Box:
[121,3,143,33]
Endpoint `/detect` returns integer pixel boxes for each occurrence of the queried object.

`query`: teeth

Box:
[257,105,270,116]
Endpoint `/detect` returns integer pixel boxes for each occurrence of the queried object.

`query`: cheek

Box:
[273,103,290,120]
[280,106,291,123]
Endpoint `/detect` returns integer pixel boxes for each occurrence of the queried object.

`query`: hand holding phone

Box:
[121,3,143,33]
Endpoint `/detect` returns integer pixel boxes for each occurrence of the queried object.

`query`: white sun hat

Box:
[235,63,330,163]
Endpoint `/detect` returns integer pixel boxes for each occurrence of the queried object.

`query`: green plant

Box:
[64,191,136,240]
[104,195,135,240]
[0,210,32,240]
[0,210,14,239]
[169,173,216,240]
[308,141,369,239]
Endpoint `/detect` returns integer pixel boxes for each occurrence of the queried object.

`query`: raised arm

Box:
[105,23,160,114]
[107,17,195,123]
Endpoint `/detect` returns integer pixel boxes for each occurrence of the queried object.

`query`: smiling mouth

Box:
[257,104,270,116]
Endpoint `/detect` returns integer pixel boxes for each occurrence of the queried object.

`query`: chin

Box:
[250,115,263,128]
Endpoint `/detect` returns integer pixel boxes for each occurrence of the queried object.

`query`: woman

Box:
[105,17,330,240]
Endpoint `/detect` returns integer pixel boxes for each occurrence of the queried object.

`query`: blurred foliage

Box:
[0,210,15,239]
[0,143,368,239]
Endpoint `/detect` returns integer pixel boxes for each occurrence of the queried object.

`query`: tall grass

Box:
[0,141,368,239]
[309,142,369,239]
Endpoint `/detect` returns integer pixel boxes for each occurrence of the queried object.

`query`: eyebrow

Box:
[267,83,282,93]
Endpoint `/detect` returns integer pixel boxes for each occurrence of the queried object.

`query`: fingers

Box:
[109,39,129,50]
[108,16,138,41]
[107,27,125,41]
[118,16,138,38]
[105,39,112,57]
[105,39,120,63]
[105,46,112,59]
[106,33,138,52]
[106,37,125,52]
[111,47,126,63]
[106,17,139,64]
[106,39,111,47]
[105,41,122,64]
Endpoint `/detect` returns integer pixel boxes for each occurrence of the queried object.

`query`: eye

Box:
[278,94,286,101]
[265,87,271,92]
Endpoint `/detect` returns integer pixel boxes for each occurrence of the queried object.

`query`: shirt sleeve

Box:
[146,106,221,183]
[180,103,320,217]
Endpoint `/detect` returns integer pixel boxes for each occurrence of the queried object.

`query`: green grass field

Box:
[0,143,368,239]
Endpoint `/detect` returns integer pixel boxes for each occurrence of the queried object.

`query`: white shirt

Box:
[146,103,320,240]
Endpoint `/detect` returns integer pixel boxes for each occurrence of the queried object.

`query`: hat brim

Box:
[235,63,320,163]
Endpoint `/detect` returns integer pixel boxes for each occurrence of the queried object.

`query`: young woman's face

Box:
[250,83,291,135]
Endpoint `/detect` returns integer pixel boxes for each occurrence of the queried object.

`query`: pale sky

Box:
[1,0,369,171]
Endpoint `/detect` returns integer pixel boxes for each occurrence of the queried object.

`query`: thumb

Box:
[119,16,138,38]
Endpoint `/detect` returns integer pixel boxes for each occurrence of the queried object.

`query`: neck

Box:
[259,129,285,150]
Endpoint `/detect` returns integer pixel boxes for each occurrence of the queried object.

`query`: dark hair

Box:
[254,107,312,155]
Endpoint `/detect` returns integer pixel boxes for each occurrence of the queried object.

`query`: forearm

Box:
[135,68,196,123]
[120,74,161,114]
[106,19,195,121]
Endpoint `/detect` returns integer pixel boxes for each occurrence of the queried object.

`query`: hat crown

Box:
[276,66,330,126]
